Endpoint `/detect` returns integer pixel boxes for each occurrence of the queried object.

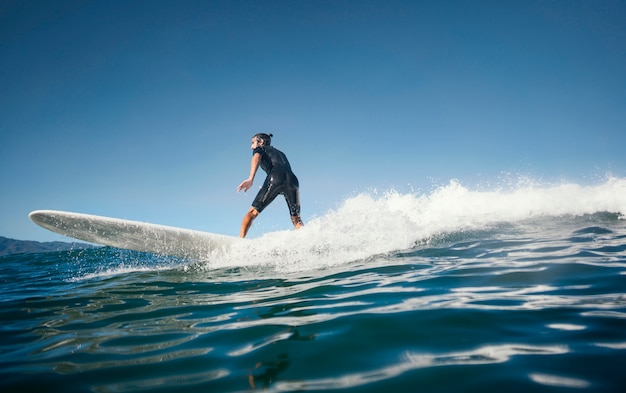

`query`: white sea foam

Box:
[207,176,626,271]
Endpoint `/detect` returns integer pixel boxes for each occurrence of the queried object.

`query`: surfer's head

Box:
[253,133,273,146]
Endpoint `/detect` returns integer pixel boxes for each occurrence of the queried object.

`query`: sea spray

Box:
[207,176,626,272]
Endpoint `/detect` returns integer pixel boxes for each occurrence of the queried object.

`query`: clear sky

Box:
[2,0,625,242]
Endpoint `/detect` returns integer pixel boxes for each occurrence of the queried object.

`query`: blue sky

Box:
[2,0,625,242]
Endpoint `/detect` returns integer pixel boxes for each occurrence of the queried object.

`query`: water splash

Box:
[206,176,626,271]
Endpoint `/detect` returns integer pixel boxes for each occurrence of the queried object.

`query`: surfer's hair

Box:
[254,133,273,146]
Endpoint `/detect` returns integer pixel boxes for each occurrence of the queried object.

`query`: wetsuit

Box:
[251,145,301,217]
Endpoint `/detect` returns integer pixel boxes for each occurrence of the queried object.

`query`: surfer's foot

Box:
[291,215,304,230]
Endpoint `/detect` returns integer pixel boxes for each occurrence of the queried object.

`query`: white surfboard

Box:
[29,210,242,259]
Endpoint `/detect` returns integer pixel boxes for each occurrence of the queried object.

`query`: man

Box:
[237,133,304,238]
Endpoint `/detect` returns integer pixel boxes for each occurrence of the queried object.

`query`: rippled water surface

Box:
[2,211,625,392]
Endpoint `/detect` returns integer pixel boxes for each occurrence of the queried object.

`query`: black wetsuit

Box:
[251,145,301,216]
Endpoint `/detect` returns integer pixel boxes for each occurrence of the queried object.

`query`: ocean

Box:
[2,178,626,393]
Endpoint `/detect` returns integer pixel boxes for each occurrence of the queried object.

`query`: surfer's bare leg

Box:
[291,215,304,230]
[240,207,259,238]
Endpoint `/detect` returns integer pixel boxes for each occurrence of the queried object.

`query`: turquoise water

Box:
[2,179,626,392]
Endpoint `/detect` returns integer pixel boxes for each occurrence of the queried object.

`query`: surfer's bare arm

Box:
[238,152,261,193]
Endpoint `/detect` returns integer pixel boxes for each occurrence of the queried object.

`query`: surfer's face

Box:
[250,137,263,149]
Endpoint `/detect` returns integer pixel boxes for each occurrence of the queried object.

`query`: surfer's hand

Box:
[238,179,253,193]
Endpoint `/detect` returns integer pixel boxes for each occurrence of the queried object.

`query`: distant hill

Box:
[0,236,96,256]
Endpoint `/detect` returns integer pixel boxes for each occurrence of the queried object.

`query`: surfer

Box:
[237,133,304,238]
